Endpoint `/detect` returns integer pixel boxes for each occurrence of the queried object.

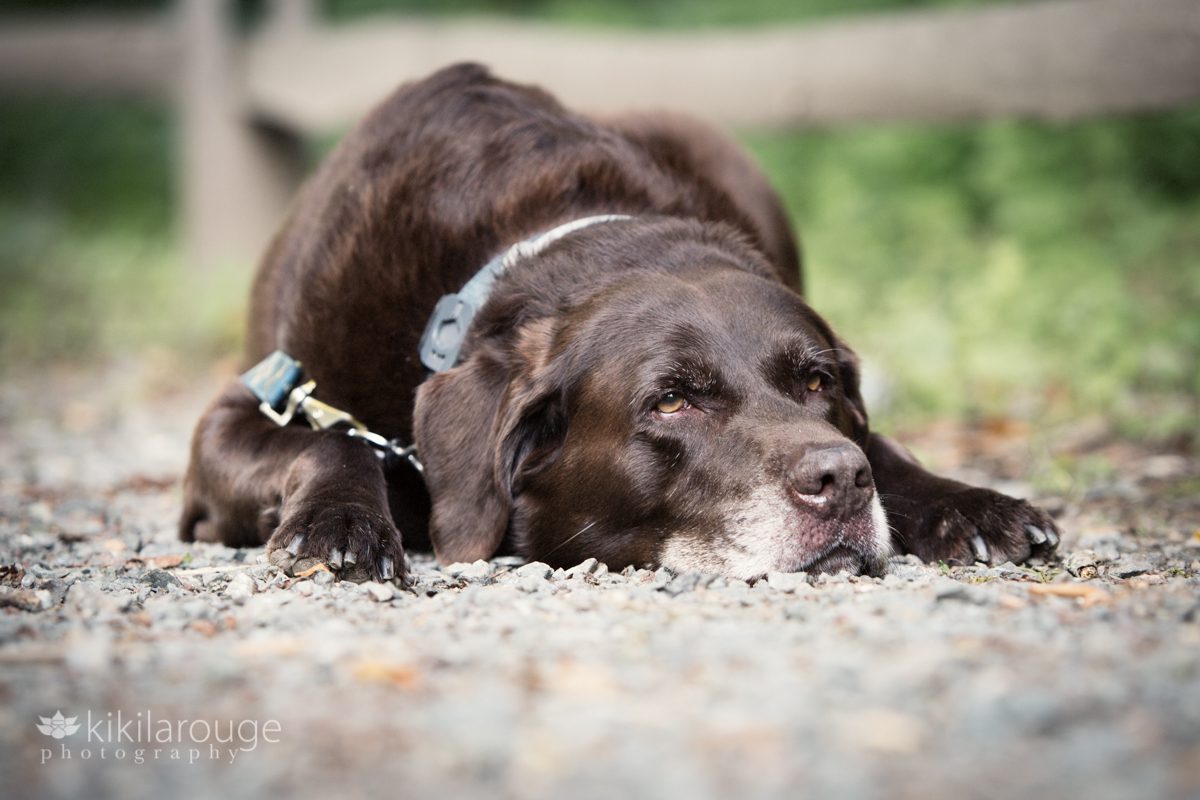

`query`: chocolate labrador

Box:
[180,63,1058,581]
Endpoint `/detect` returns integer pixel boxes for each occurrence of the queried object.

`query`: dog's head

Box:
[414,219,890,579]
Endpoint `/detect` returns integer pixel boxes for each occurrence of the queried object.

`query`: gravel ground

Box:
[1,362,1198,800]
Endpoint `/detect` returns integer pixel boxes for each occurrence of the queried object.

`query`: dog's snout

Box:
[787,443,873,516]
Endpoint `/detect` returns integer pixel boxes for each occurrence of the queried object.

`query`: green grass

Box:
[0,97,245,366]
[322,0,1003,28]
[1,92,1197,439]
[5,0,1006,29]
[743,113,1200,435]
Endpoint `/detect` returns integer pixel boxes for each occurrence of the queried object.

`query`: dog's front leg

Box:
[180,381,404,581]
[865,433,1059,566]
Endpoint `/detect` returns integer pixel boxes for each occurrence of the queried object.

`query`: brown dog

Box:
[180,63,1058,581]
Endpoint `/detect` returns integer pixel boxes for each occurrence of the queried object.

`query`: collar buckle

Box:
[418,294,476,373]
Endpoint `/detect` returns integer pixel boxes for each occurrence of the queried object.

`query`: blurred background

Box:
[1,0,1197,461]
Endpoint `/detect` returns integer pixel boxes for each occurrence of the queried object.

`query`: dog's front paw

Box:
[906,487,1059,566]
[267,501,404,582]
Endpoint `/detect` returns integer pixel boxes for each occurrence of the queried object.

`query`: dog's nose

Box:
[786,443,873,517]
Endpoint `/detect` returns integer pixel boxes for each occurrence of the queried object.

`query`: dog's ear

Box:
[413,320,564,564]
[833,338,870,446]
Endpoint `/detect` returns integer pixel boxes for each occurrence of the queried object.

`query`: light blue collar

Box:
[418,214,631,372]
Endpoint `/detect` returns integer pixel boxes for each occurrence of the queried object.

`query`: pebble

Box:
[514,561,552,580]
[225,573,257,601]
[663,571,708,596]
[1109,557,1153,579]
[141,569,181,590]
[565,558,600,577]
[446,560,492,580]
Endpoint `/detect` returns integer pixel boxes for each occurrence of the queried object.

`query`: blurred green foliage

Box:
[0,97,244,365]
[5,0,1002,27]
[743,113,1200,435]
[322,0,999,27]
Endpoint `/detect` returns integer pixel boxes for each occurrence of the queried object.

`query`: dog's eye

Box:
[806,374,823,393]
[655,391,688,414]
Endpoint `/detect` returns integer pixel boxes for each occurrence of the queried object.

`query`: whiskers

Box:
[541,519,599,561]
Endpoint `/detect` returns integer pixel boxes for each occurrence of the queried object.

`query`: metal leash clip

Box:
[241,351,424,475]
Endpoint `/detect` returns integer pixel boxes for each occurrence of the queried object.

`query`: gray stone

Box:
[663,571,711,596]
[446,560,492,580]
[225,572,257,601]
[1110,557,1153,579]
[141,569,181,590]
[41,578,71,605]
[650,567,673,589]
[566,558,599,577]
[514,561,552,580]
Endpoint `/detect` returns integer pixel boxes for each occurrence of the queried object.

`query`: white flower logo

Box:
[36,711,80,739]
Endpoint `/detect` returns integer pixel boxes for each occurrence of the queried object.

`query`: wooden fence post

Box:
[178,0,303,270]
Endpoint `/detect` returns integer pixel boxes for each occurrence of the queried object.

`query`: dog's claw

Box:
[285,534,305,556]
[970,534,989,563]
[328,548,344,569]
[1045,528,1059,548]
[344,550,357,566]
[380,556,395,580]
[1025,525,1047,545]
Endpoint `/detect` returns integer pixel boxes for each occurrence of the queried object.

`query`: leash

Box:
[241,350,424,474]
[241,214,631,476]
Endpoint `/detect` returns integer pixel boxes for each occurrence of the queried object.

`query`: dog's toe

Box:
[267,501,404,583]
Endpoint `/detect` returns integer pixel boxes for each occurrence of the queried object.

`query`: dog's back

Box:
[244,64,799,437]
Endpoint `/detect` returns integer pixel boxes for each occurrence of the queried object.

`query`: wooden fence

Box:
[2,0,1198,267]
